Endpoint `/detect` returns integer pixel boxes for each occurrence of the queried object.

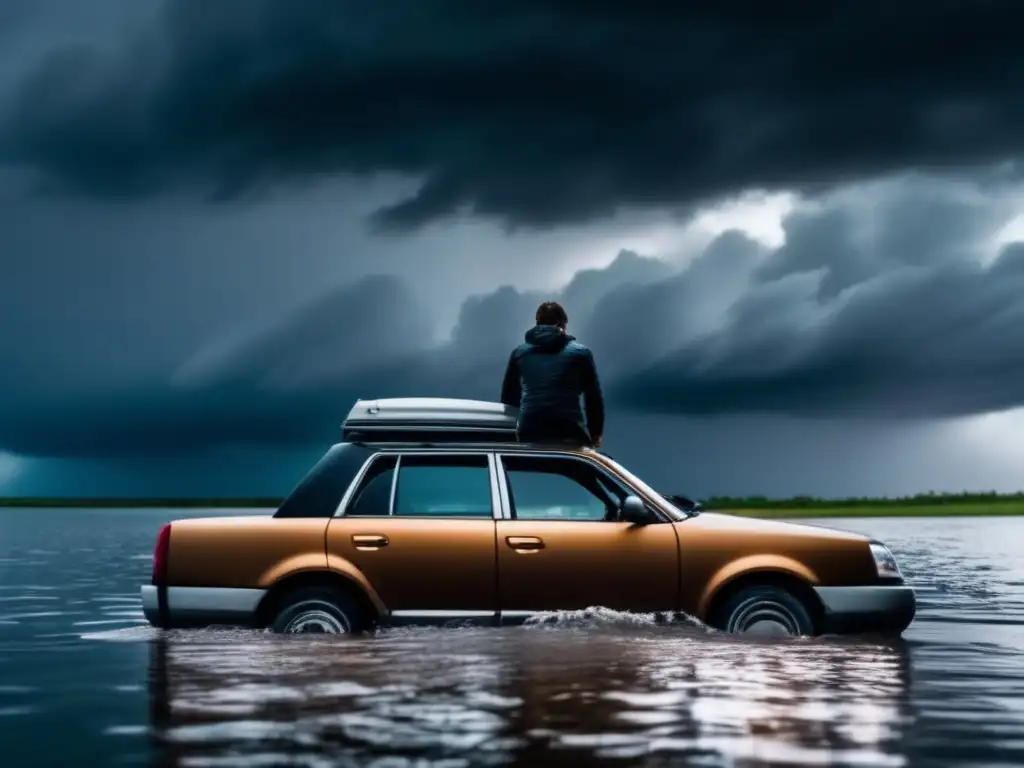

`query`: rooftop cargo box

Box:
[342,397,519,442]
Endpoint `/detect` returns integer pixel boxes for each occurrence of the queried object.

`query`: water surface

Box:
[1,509,1022,767]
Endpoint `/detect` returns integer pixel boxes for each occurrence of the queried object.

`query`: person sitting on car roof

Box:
[499,300,605,448]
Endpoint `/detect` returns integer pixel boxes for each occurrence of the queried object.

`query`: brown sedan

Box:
[140,398,915,637]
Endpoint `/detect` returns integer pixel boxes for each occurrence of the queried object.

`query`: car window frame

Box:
[340,453,399,517]
[335,449,502,520]
[592,450,686,522]
[495,451,667,524]
[498,453,622,522]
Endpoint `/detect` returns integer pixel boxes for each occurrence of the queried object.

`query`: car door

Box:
[326,451,499,620]
[494,452,680,616]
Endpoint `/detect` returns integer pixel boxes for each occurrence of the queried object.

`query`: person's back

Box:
[500,301,604,447]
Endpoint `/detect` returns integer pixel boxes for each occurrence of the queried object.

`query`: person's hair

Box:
[535,301,568,328]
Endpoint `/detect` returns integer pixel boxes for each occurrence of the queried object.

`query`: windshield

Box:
[593,451,687,521]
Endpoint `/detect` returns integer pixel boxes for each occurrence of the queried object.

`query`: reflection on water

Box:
[1,510,1024,766]
[145,627,913,767]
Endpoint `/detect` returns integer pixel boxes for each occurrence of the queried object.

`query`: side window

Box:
[393,454,493,518]
[346,455,398,516]
[501,455,626,522]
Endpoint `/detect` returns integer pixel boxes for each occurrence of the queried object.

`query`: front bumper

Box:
[813,585,916,636]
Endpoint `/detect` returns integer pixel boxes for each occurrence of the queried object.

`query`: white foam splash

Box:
[80,625,163,642]
[522,606,713,632]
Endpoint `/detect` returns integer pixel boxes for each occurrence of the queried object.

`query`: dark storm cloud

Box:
[582,232,767,377]
[176,185,1024,429]
[3,0,1024,228]
[755,184,1001,299]
[612,243,1024,419]
[0,178,1022,458]
[187,204,1024,436]
[175,274,434,391]
[0,274,436,456]
[449,249,674,356]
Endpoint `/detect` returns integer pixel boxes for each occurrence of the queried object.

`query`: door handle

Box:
[506,536,544,552]
[352,534,389,550]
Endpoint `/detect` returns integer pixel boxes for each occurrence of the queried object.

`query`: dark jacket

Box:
[500,325,605,445]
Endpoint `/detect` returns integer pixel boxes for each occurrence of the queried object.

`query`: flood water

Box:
[0,510,1022,767]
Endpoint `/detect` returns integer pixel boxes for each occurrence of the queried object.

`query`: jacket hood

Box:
[525,324,573,351]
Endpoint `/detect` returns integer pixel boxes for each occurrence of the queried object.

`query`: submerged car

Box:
[140,398,916,637]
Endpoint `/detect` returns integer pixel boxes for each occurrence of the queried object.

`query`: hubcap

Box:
[283,607,348,634]
[743,618,792,637]
[728,599,800,636]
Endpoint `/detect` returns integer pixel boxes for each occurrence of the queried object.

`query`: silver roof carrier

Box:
[342,397,519,442]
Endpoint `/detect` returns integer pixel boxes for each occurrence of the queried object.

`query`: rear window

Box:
[274,443,374,518]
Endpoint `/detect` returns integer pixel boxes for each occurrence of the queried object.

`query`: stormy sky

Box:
[4,0,1024,498]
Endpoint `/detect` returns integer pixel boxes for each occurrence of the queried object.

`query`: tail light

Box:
[152,523,171,586]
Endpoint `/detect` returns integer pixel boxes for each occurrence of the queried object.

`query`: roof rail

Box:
[341,397,519,443]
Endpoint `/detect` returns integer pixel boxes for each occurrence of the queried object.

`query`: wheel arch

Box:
[255,569,382,630]
[701,562,825,633]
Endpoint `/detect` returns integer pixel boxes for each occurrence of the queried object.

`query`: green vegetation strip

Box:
[722,502,1024,518]
[703,491,1024,518]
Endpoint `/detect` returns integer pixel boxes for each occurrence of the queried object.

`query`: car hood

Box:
[676,511,870,542]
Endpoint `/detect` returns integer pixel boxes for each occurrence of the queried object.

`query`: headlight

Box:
[870,543,902,579]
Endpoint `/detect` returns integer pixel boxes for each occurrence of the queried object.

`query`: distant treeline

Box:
[3,490,1024,509]
[701,491,1024,509]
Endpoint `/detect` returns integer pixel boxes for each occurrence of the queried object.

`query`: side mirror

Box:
[620,495,650,524]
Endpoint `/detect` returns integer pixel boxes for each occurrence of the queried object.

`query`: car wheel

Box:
[715,584,814,637]
[270,587,361,635]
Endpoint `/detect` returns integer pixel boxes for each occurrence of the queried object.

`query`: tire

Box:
[714,584,815,637]
[270,586,363,635]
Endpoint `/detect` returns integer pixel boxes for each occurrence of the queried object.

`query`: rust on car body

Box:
[140,398,916,637]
